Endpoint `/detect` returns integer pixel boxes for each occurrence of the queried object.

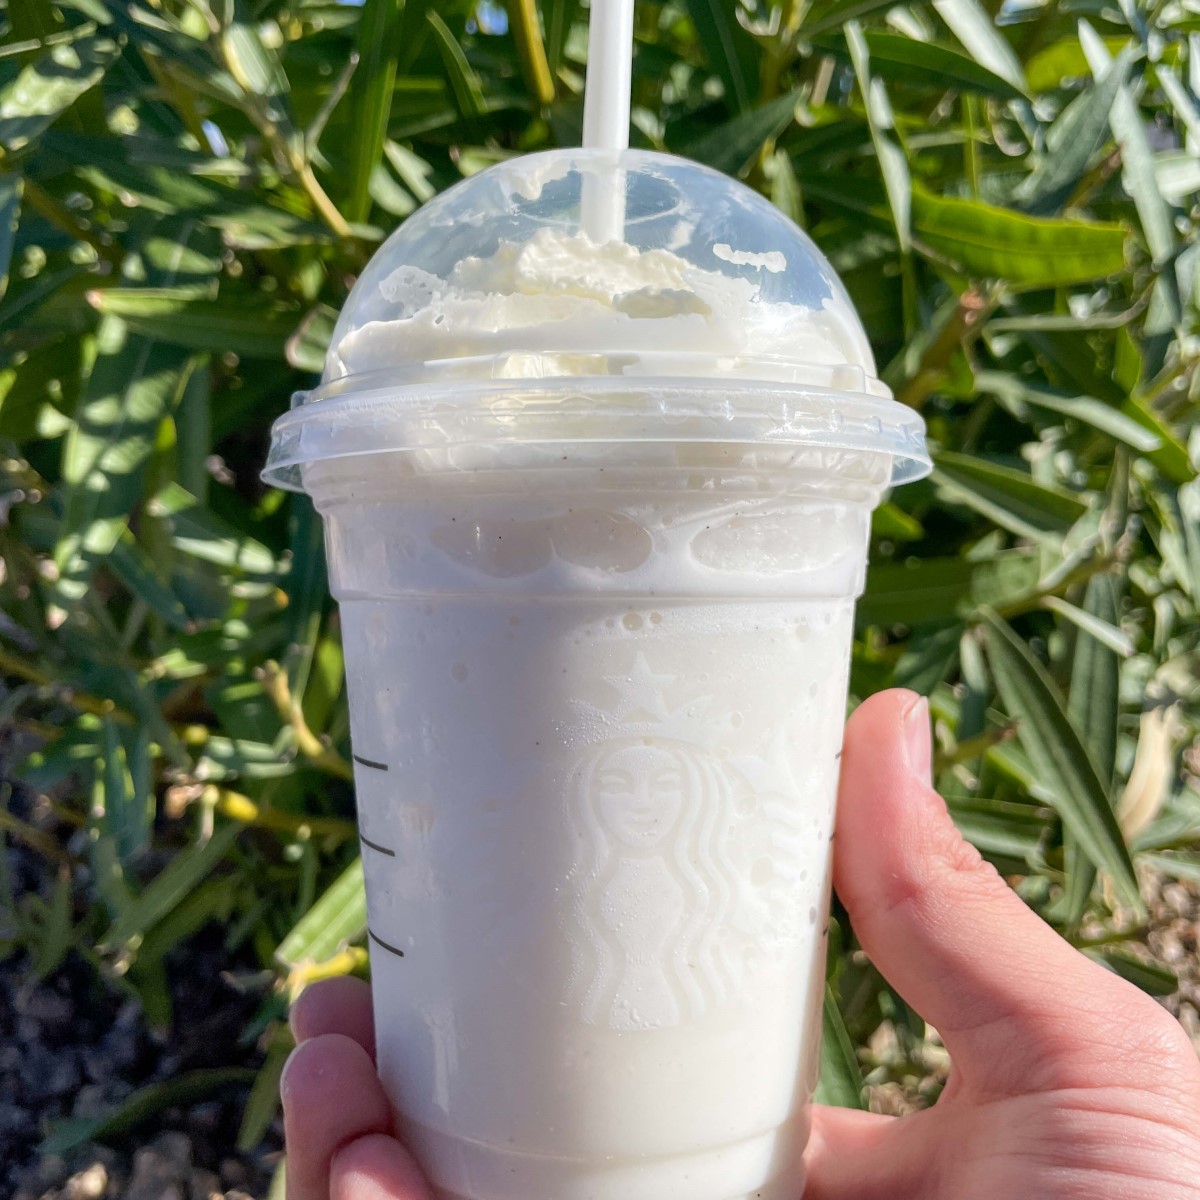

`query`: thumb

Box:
[833,688,1155,1096]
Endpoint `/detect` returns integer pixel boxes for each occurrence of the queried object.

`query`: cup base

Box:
[406,1118,805,1200]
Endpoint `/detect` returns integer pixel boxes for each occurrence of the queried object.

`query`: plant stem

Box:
[0,647,131,722]
[203,785,357,841]
[895,288,996,410]
[285,945,370,998]
[0,807,74,866]
[260,662,354,781]
[22,179,122,268]
[934,723,1017,772]
[507,0,555,107]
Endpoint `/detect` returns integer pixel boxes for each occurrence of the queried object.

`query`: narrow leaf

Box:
[41,1069,256,1156]
[0,30,122,153]
[237,1023,293,1151]
[0,173,21,300]
[347,0,403,222]
[87,289,298,358]
[976,372,1162,454]
[1061,572,1122,922]
[276,856,366,968]
[933,450,1088,539]
[684,0,758,112]
[821,31,1027,99]
[426,11,487,120]
[1080,23,1180,328]
[847,21,911,254]
[1043,593,1133,658]
[100,822,241,953]
[979,607,1141,911]
[1015,47,1129,215]
[149,482,279,575]
[680,91,801,177]
[913,187,1127,286]
[1087,949,1178,997]
[1157,65,1200,149]
[54,319,189,605]
[815,987,865,1108]
[932,0,1026,93]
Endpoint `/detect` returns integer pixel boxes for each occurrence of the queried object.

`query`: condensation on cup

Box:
[264,149,931,1200]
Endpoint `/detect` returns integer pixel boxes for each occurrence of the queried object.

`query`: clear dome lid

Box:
[265,149,930,488]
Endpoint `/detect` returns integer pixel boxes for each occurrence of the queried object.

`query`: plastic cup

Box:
[266,150,930,1200]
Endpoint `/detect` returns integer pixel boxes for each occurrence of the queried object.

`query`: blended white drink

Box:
[268,150,929,1200]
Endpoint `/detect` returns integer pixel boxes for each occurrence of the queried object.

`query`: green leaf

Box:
[276,856,366,968]
[1061,572,1122,923]
[871,501,924,541]
[426,10,487,120]
[286,303,337,374]
[1141,851,1200,886]
[1087,949,1178,997]
[0,173,21,300]
[860,550,1040,627]
[846,21,910,254]
[1115,394,1195,484]
[979,607,1141,912]
[53,317,190,605]
[30,867,74,981]
[1043,593,1132,658]
[933,450,1088,539]
[86,289,298,358]
[106,527,192,631]
[195,736,291,782]
[975,372,1163,454]
[53,221,221,606]
[222,9,289,100]
[98,719,151,864]
[1157,65,1200,147]
[680,90,800,177]
[948,795,1048,869]
[347,0,403,222]
[237,1023,293,1152]
[174,356,211,499]
[545,0,580,76]
[88,767,135,921]
[931,0,1026,93]
[912,188,1127,286]
[814,987,865,1108]
[1015,47,1129,216]
[1025,34,1129,94]
[0,30,123,153]
[802,0,902,38]
[41,1068,256,1156]
[149,481,280,575]
[821,30,1027,99]
[99,822,240,954]
[284,500,330,704]
[1080,24,1180,328]
[683,0,759,113]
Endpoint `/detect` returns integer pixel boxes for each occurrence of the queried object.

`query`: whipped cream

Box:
[326,229,872,382]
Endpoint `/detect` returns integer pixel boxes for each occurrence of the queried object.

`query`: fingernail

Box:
[902,695,932,786]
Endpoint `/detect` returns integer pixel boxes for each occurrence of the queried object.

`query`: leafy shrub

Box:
[1,0,1198,1162]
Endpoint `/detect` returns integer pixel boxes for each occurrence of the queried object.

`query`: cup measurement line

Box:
[368,928,407,958]
[353,753,389,771]
[360,833,396,857]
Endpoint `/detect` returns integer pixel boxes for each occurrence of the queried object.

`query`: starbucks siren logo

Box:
[560,653,809,1032]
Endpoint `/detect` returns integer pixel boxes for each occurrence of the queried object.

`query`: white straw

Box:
[580,0,634,243]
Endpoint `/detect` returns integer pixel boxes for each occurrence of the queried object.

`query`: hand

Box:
[280,689,1200,1200]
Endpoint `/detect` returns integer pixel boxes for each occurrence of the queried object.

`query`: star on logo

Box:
[603,652,677,722]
